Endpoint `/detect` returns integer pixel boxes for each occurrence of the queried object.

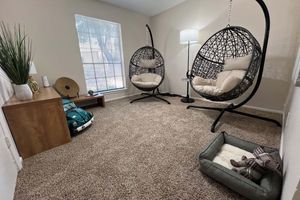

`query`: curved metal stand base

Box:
[130,93,171,105]
[187,104,281,133]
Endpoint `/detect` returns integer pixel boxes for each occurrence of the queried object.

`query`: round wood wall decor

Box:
[54,77,80,98]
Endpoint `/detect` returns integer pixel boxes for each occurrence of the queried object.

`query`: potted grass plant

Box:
[0,22,33,100]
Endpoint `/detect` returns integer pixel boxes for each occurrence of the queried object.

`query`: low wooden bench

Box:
[71,94,105,108]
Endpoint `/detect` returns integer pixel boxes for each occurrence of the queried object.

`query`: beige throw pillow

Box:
[216,70,246,93]
[139,59,157,68]
[220,76,242,92]
[216,71,231,88]
[223,55,252,71]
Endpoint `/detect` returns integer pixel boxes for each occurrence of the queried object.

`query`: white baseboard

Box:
[243,105,283,115]
[191,96,283,114]
[105,93,283,114]
[105,93,140,102]
[17,157,23,171]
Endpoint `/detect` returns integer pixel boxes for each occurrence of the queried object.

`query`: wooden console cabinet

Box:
[2,87,71,159]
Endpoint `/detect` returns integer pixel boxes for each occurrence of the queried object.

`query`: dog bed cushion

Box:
[212,144,255,170]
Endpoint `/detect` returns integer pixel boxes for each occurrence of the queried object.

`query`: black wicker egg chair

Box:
[187,0,281,132]
[129,25,170,104]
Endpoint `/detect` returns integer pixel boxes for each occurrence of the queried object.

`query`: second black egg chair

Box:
[129,25,170,104]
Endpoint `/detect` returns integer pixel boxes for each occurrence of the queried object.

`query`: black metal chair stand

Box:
[130,90,171,104]
[187,103,281,133]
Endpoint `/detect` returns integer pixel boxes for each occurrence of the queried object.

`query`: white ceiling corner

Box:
[99,0,187,17]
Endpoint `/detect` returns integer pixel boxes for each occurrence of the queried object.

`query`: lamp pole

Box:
[181,40,195,103]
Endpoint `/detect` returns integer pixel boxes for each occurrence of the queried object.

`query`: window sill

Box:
[98,88,128,94]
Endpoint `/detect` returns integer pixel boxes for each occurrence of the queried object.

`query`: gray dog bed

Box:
[199,132,282,200]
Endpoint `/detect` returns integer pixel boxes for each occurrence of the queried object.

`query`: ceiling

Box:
[99,0,187,17]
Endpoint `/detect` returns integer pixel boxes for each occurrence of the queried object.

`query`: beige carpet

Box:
[14,97,282,200]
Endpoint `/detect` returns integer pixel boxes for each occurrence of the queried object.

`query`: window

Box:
[75,14,125,92]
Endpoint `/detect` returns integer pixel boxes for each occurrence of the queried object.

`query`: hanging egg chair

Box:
[129,24,170,104]
[190,26,261,101]
[187,0,281,132]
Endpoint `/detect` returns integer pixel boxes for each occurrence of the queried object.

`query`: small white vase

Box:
[13,84,33,101]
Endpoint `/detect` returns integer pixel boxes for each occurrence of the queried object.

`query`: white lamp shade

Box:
[180,29,199,44]
[29,62,37,75]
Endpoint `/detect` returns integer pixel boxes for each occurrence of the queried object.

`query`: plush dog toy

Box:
[230,147,282,182]
[230,155,266,182]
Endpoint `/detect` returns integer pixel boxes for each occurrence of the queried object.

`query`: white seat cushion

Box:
[139,59,157,68]
[223,55,252,71]
[212,144,255,169]
[193,85,223,96]
[192,76,216,86]
[131,73,162,88]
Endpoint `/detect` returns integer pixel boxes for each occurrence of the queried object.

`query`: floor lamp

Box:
[180,29,199,103]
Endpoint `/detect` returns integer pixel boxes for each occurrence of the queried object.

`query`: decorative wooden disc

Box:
[54,77,79,98]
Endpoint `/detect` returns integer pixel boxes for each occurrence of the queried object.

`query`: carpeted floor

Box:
[14,97,282,200]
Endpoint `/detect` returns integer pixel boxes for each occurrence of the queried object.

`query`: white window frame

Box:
[75,14,127,93]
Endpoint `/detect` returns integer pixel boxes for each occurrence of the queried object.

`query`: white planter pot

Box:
[13,84,33,101]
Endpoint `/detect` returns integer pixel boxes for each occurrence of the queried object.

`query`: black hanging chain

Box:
[227,0,233,26]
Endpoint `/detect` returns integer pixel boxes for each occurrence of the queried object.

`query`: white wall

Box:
[293,181,300,200]
[0,126,18,200]
[0,70,22,200]
[280,46,300,200]
[0,0,150,100]
[150,0,300,112]
[281,87,300,200]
